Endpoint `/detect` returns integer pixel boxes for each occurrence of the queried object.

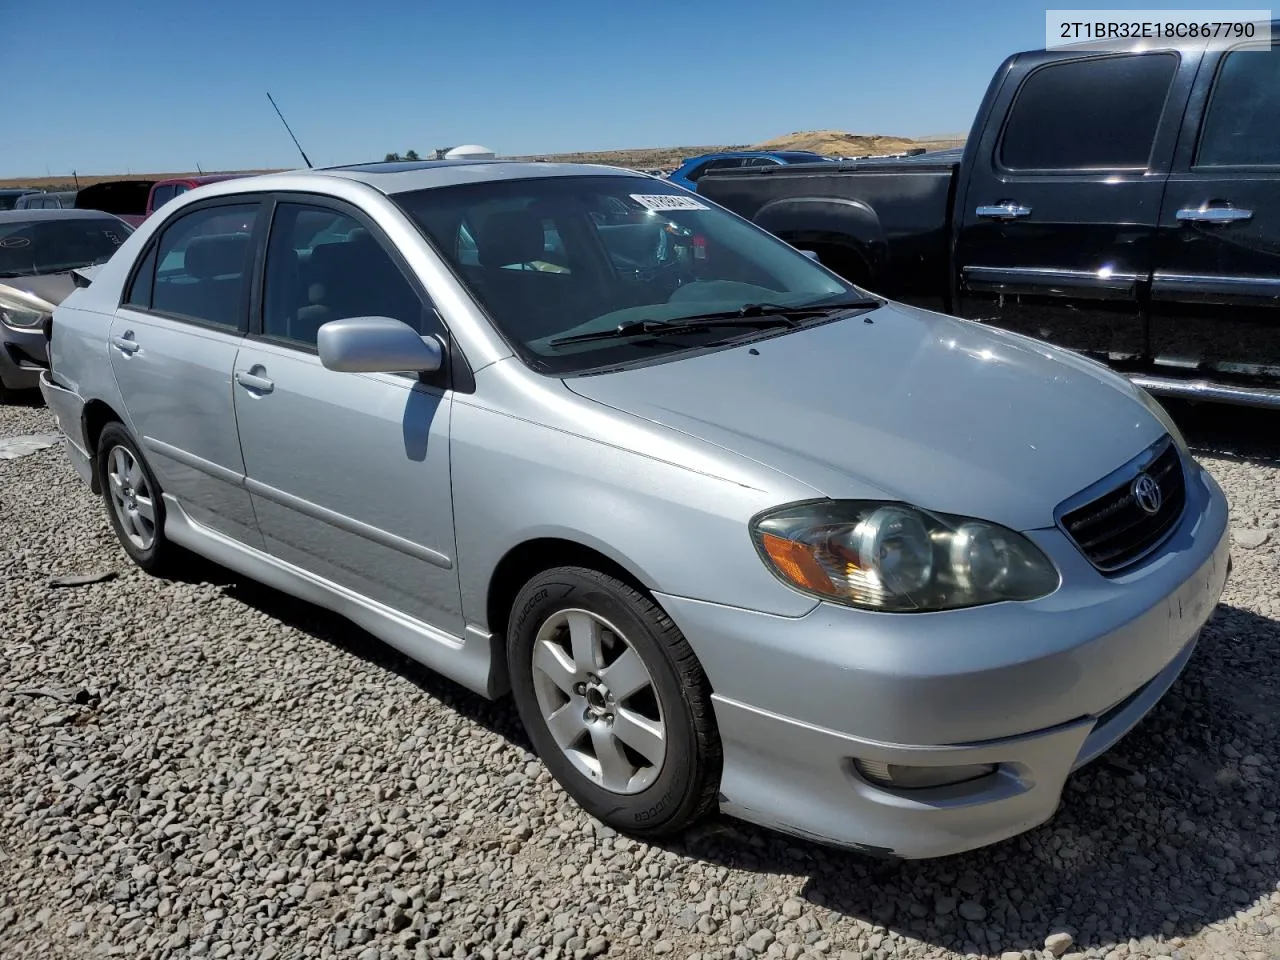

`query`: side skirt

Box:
[161,494,507,699]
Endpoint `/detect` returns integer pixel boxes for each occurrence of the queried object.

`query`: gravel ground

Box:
[1,396,1276,960]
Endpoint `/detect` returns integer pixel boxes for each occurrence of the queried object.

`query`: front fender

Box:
[448,393,823,632]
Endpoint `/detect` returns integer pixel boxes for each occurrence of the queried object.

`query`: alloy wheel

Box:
[530,608,667,794]
[106,444,156,551]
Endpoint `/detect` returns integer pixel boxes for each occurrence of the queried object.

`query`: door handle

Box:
[1176,205,1253,224]
[234,370,275,394]
[976,202,1032,220]
[109,333,139,355]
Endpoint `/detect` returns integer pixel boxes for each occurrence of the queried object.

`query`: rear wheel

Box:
[97,421,181,574]
[507,566,721,837]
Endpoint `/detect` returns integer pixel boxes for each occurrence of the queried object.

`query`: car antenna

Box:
[266,91,313,169]
[72,169,80,189]
[196,161,204,175]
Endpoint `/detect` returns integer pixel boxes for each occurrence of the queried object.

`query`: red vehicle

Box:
[145,174,252,218]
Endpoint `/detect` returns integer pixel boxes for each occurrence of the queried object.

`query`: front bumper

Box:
[658,463,1231,859]
[38,370,93,487]
[0,324,48,391]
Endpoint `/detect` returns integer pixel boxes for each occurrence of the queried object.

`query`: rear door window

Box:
[146,203,260,330]
[998,53,1179,171]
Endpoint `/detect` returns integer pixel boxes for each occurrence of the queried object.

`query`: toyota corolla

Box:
[39,160,1230,858]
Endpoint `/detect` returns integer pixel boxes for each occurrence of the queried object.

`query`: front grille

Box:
[1060,437,1187,574]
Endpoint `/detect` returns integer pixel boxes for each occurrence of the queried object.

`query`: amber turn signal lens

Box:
[759,532,837,596]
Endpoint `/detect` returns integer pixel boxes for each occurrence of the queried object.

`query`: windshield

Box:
[0,217,132,277]
[394,175,862,374]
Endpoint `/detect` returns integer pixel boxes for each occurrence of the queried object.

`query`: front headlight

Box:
[0,288,50,328]
[750,500,1060,612]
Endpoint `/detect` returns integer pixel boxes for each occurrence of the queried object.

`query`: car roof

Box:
[200,159,647,198]
[0,187,41,195]
[0,207,128,222]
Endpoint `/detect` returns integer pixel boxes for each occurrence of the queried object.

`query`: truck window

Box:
[1195,47,1280,167]
[998,53,1179,171]
[150,185,176,211]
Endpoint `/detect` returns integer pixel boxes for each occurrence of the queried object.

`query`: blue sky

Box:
[6,0,1231,177]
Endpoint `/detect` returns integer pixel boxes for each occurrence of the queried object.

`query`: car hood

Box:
[561,302,1168,531]
[0,273,76,308]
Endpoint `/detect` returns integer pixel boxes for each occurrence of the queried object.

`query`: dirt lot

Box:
[0,398,1276,960]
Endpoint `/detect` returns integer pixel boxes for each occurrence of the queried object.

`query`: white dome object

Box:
[444,144,496,159]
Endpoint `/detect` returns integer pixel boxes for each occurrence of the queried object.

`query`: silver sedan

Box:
[40,160,1230,859]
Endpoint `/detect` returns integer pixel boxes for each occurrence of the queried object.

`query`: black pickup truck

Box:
[696,28,1280,408]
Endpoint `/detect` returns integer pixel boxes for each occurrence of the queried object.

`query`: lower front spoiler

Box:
[711,630,1202,860]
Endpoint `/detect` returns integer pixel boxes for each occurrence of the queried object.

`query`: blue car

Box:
[666,150,834,191]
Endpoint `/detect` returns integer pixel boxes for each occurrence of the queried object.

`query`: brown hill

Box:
[0,130,966,188]
[753,130,920,155]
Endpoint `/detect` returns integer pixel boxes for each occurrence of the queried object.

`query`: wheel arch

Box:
[484,536,659,657]
[81,398,126,494]
[752,196,887,286]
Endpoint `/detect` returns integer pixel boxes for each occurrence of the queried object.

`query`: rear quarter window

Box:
[1195,45,1280,167]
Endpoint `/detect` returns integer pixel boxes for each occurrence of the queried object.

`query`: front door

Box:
[108,198,265,547]
[1149,42,1280,388]
[954,49,1195,363]
[231,197,463,634]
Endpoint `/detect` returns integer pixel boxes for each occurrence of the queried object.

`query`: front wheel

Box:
[507,566,721,837]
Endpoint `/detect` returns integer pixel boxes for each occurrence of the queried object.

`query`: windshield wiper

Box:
[681,298,882,324]
[549,314,798,347]
[548,297,882,348]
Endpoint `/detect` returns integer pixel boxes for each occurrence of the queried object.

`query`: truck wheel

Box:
[97,421,182,575]
[507,566,721,837]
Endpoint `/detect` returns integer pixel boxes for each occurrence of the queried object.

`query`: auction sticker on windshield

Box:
[631,194,710,212]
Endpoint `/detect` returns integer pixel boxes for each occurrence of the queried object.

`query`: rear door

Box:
[108,197,266,548]
[954,47,1198,362]
[1149,41,1280,390]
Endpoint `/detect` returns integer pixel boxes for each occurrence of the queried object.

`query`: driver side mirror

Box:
[317,316,443,375]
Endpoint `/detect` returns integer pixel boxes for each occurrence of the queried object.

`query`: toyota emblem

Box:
[1131,472,1163,515]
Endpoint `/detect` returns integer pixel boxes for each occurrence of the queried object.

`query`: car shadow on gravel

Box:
[199,540,1277,957]
[668,601,1279,956]
[187,559,536,750]
[166,394,1276,957]
[1165,397,1280,465]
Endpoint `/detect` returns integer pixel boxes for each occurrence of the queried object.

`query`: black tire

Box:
[507,566,721,838]
[96,421,181,575]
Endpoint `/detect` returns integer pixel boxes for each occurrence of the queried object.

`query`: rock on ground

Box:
[1,398,1277,960]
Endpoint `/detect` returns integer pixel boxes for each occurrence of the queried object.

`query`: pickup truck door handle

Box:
[976,202,1032,220]
[1176,205,1253,224]
[109,332,140,355]
[234,370,275,394]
